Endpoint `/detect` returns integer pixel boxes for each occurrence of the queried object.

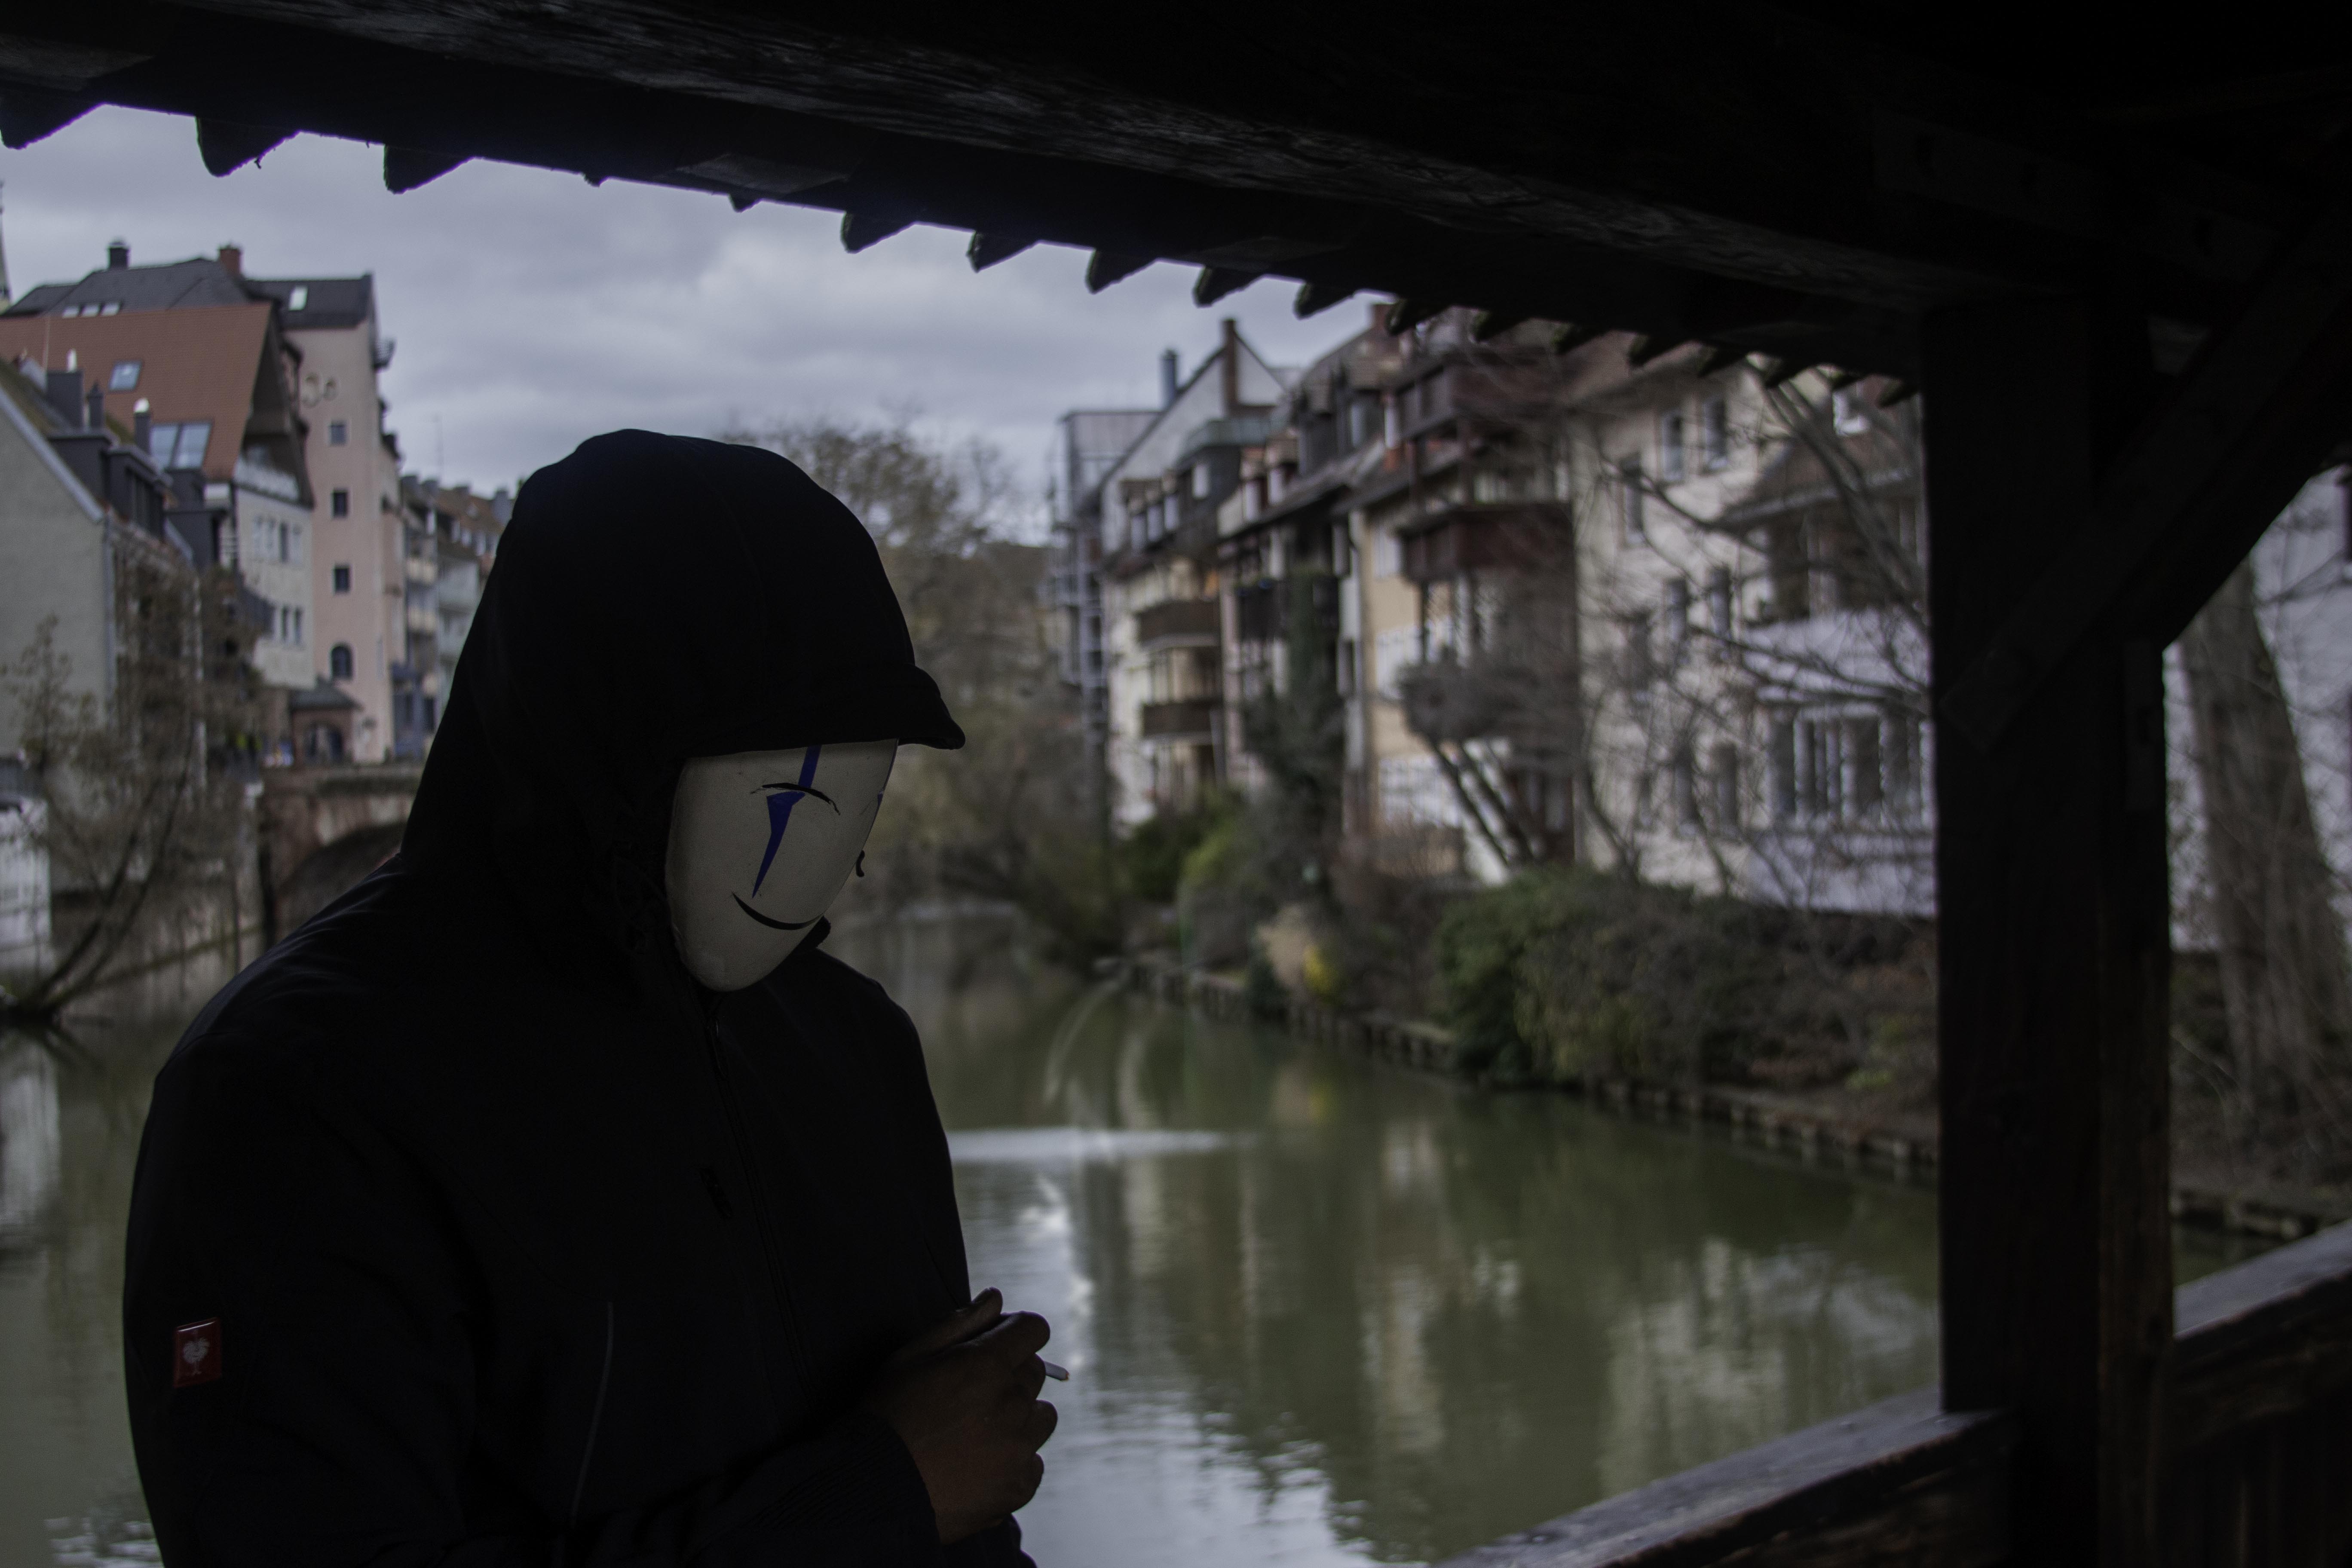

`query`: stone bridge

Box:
[258,763,423,937]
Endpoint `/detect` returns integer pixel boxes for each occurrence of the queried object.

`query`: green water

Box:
[0,925,2272,1567]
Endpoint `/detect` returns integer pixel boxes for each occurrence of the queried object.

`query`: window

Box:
[1666,577,1690,662]
[1834,386,1871,435]
[1885,707,1923,817]
[1712,743,1741,831]
[256,518,303,565]
[331,489,351,518]
[108,360,141,392]
[1374,627,1417,698]
[1626,610,1654,688]
[1672,743,1700,832]
[329,643,355,681]
[328,420,348,446]
[1802,719,1845,818]
[1701,398,1729,470]
[1659,410,1687,482]
[1849,717,1883,814]
[1707,566,1733,638]
[1770,717,1797,821]
[332,564,352,594]
[1192,463,1211,499]
[288,285,309,311]
[1618,459,1647,545]
[147,420,213,469]
[275,605,304,645]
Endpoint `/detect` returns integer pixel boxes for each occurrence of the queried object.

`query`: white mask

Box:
[665,740,897,990]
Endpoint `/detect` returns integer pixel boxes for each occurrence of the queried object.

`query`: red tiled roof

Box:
[0,304,276,481]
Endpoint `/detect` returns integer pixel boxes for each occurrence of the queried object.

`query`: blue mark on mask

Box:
[750,746,822,896]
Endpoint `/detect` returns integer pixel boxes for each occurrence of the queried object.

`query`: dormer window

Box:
[147,420,214,469]
[109,361,142,392]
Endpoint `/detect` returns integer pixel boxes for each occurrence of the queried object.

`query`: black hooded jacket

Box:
[122,432,1031,1567]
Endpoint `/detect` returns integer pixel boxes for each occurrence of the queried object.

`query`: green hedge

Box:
[1434,868,1869,1086]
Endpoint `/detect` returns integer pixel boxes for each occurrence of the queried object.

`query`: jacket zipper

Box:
[701,1019,809,1381]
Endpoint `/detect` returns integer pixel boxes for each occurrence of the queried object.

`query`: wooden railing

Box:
[1433,1222,2352,1568]
[1139,698,1219,739]
[1133,597,1219,646]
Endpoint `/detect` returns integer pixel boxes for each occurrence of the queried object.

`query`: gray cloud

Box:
[3,107,1375,523]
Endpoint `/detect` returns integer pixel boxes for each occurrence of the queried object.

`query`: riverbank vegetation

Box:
[724,415,1118,962]
[3,548,268,1020]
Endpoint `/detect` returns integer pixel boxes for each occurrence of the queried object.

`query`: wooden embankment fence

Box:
[1123,957,2342,1244]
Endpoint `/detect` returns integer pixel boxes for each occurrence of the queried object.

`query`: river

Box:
[0,919,2271,1568]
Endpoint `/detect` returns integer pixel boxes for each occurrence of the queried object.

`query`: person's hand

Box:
[861,1288,1058,1543]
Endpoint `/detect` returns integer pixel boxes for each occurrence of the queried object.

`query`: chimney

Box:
[1220,317,1240,416]
[217,244,242,276]
[86,383,105,432]
[107,239,129,270]
[134,398,152,455]
[46,366,84,428]
[1159,348,1179,409]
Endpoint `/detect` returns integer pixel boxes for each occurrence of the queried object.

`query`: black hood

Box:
[400,430,961,969]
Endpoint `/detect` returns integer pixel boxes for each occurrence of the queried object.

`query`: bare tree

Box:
[2176,559,2352,1142]
[4,543,263,1017]
[723,415,1116,957]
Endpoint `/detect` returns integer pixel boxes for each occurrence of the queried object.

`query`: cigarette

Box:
[1040,1359,1070,1381]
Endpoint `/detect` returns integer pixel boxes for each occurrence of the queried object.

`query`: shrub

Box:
[1244,945,1289,1020]
[1433,868,1900,1087]
[1121,799,1226,905]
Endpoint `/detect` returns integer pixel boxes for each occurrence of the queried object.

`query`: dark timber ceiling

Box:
[3,5,2346,381]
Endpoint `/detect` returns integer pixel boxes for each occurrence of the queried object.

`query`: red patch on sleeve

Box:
[172,1320,223,1387]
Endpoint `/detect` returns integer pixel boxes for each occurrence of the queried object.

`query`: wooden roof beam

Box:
[0,3,2198,312]
[1943,205,2352,750]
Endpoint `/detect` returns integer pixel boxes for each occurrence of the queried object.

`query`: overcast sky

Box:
[1,106,1371,528]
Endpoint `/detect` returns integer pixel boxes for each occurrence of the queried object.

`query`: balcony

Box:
[1233,574,1340,646]
[1400,501,1569,584]
[1139,698,1220,741]
[1397,655,1527,742]
[1134,597,1219,649]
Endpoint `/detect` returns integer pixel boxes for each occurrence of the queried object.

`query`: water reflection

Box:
[0,923,2276,1568]
[1,952,231,1568]
[833,918,1932,1566]
[0,1043,61,1245]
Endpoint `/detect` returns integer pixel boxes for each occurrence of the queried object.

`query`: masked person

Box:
[122,432,1054,1566]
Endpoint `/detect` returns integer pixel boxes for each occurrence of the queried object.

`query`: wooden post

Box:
[1926,296,2173,1564]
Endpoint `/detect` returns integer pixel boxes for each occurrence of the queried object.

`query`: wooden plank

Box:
[2170,1221,2352,1452]
[1431,1388,2013,1568]
[1415,1222,2352,1568]
[1924,295,2174,1565]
